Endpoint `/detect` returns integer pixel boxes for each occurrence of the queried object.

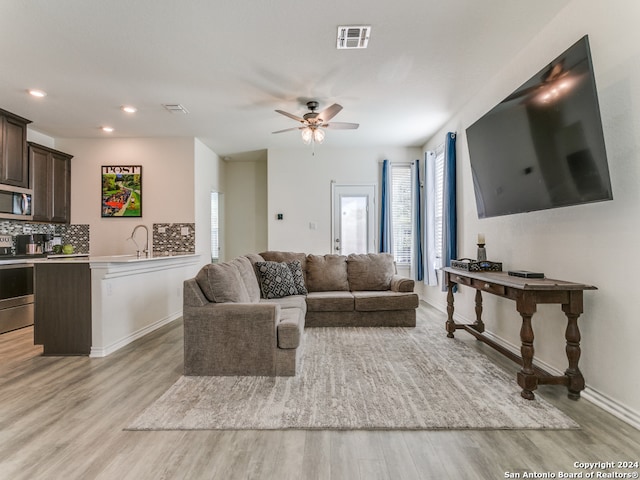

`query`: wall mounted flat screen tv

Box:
[466,35,613,219]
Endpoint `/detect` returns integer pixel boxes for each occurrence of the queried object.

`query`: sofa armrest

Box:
[183,302,281,375]
[184,278,208,307]
[390,274,415,292]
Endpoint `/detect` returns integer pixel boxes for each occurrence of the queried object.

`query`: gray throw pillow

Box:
[255,261,298,299]
[287,260,308,295]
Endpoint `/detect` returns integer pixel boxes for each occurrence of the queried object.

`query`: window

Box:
[433,146,445,267]
[211,192,219,263]
[390,164,412,264]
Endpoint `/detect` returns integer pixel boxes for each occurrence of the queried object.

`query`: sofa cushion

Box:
[277,307,304,349]
[306,291,355,312]
[347,253,395,291]
[230,256,261,302]
[255,261,299,299]
[287,260,308,295]
[195,262,250,303]
[245,253,265,265]
[306,254,349,292]
[352,291,420,311]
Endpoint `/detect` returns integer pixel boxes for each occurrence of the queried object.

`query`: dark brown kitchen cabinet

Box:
[29,142,73,223]
[34,262,91,355]
[0,108,31,188]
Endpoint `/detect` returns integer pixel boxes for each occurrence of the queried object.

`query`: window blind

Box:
[434,147,445,267]
[391,165,412,265]
[211,192,219,263]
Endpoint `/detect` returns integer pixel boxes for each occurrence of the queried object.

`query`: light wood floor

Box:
[1,304,638,480]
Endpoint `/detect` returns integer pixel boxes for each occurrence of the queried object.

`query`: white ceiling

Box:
[0,0,569,158]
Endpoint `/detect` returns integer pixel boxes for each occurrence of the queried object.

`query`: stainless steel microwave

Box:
[0,185,33,221]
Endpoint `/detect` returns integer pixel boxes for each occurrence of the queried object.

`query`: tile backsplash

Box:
[0,220,194,255]
[152,223,195,255]
[62,225,90,253]
[0,221,90,254]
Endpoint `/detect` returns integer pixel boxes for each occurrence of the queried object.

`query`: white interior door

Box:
[331,184,376,255]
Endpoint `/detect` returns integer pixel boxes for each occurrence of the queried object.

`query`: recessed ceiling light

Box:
[28,89,47,98]
[121,105,137,113]
[101,126,114,133]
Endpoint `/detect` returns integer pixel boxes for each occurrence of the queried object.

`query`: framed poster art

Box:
[101,165,142,217]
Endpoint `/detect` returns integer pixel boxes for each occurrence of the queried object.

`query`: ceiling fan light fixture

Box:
[301,127,313,144]
[313,128,325,144]
[301,126,325,145]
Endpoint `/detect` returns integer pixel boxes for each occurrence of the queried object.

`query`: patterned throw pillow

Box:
[255,261,298,299]
[287,260,308,295]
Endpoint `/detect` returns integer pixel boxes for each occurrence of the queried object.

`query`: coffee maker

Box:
[15,234,53,255]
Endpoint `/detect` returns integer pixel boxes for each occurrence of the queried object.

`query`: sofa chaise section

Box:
[183,254,304,376]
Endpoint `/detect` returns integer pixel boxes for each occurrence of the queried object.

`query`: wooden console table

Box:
[443,267,596,400]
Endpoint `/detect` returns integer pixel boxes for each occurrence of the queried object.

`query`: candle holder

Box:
[477,243,487,261]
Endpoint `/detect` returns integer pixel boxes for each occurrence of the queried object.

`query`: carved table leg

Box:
[446,279,456,338]
[563,292,585,400]
[474,289,485,333]
[516,295,538,400]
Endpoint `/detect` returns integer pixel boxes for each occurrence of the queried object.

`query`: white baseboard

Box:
[581,388,640,431]
[422,299,640,431]
[90,311,181,358]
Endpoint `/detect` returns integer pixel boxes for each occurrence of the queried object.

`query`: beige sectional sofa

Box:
[183,251,419,377]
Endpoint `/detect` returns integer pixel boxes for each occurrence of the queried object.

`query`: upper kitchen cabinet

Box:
[29,142,73,223]
[0,108,32,188]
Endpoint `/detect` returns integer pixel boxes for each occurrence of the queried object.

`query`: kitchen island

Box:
[35,253,202,356]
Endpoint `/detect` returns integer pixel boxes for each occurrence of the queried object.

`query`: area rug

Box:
[127,309,579,430]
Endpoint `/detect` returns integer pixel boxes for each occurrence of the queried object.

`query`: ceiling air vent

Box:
[337,25,371,49]
[162,103,189,114]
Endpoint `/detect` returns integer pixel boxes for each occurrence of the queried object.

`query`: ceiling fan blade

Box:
[272,127,304,134]
[323,122,359,130]
[275,109,306,123]
[317,103,343,122]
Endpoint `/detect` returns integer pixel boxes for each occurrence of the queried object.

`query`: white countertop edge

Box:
[0,253,202,265]
[88,253,201,264]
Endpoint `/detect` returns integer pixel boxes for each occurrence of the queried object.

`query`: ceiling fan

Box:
[272,101,359,144]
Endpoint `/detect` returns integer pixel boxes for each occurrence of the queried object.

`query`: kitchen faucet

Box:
[128,224,149,258]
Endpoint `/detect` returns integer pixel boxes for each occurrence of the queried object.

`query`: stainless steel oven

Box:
[0,263,34,334]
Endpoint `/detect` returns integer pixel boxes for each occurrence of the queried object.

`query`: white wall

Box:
[224,157,268,260]
[267,146,421,254]
[194,138,225,261]
[418,0,640,425]
[56,137,195,256]
[26,129,55,149]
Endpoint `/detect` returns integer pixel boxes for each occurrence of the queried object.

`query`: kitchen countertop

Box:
[0,252,200,265]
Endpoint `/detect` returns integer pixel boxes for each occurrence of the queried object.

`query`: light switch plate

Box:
[181,227,190,235]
